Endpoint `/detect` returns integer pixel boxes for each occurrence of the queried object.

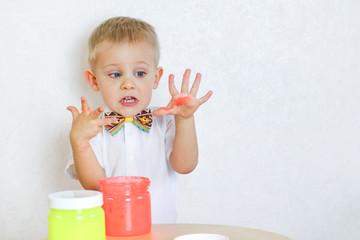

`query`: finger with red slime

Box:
[157,95,192,111]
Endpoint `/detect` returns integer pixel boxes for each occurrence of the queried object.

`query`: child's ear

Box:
[85,70,99,91]
[153,67,163,89]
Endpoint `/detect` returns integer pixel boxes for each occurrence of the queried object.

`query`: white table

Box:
[44,223,292,240]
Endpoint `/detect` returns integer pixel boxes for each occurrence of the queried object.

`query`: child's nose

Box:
[120,76,135,90]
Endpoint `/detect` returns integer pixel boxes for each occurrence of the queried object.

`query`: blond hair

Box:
[88,16,160,68]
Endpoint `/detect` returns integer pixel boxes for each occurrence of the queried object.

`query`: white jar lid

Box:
[49,190,103,210]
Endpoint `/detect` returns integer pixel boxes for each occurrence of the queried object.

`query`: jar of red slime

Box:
[99,176,151,236]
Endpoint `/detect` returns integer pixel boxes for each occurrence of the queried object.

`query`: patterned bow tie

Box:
[105,109,152,136]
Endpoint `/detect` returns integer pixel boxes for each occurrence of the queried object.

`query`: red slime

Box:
[157,95,192,111]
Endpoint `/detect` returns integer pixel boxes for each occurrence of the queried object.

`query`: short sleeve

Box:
[89,134,105,168]
[65,150,78,179]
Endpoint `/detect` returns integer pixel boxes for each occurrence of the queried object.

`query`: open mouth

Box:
[120,96,138,106]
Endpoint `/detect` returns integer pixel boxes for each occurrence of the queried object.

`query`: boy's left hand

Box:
[153,69,213,118]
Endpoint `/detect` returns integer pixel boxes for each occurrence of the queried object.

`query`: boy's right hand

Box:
[67,97,116,149]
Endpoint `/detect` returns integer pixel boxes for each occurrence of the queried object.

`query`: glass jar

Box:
[48,190,105,240]
[100,176,151,236]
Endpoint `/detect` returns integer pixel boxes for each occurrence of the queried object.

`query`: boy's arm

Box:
[170,115,198,174]
[70,140,105,190]
[67,97,116,190]
[153,69,212,174]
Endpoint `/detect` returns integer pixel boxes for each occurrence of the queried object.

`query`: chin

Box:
[118,108,144,117]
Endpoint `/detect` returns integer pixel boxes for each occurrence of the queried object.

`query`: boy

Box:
[66,17,212,223]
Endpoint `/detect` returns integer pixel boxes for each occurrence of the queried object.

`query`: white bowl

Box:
[174,233,229,240]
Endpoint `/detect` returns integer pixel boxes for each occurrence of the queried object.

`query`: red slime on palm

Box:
[157,95,192,111]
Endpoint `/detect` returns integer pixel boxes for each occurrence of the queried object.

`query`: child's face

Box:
[86,40,162,117]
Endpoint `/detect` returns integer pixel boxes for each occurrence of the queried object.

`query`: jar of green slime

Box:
[48,190,105,240]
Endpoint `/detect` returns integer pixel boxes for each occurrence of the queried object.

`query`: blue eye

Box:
[110,73,121,78]
[136,71,146,77]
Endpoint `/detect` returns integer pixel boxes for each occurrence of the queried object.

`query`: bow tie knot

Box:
[105,109,152,136]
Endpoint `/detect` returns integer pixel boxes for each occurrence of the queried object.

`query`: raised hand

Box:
[67,97,116,147]
[153,69,213,118]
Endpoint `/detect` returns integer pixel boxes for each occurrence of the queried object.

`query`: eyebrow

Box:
[103,61,150,68]
[135,61,150,66]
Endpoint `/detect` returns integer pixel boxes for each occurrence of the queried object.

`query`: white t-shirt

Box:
[65,107,177,223]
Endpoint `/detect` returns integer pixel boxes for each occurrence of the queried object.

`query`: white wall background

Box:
[1,0,359,239]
